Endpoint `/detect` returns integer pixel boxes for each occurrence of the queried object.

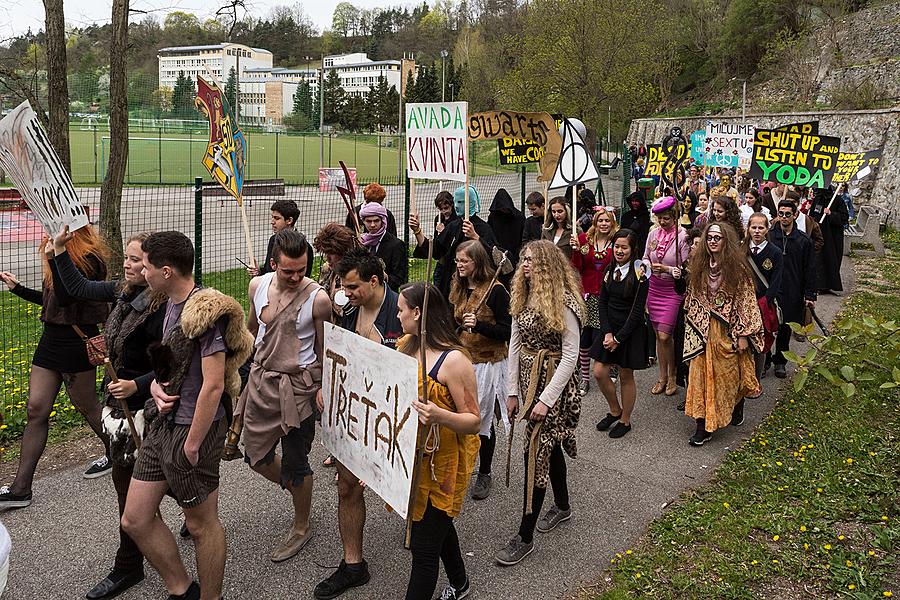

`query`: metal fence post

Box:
[621,144,632,212]
[275,132,280,180]
[158,127,163,185]
[403,174,410,246]
[520,165,526,212]
[194,177,203,286]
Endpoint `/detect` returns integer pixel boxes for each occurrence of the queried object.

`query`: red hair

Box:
[363,183,386,204]
[42,225,109,287]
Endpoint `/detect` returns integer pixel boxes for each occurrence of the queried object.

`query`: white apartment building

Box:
[157,43,273,90]
[323,53,403,98]
[239,79,307,127]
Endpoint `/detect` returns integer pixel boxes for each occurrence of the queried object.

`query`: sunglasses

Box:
[707,235,724,242]
[777,211,794,218]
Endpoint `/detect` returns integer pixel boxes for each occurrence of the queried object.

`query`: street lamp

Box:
[449,83,454,102]
[440,50,448,102]
[304,55,314,128]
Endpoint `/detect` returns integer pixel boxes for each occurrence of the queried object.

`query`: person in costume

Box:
[429,191,461,297]
[397,283,481,600]
[409,185,497,299]
[710,173,738,201]
[496,240,585,567]
[0,226,112,511]
[251,199,315,278]
[745,212,782,394]
[449,240,511,501]
[522,192,545,244]
[592,229,650,438]
[238,230,332,563]
[683,224,763,446]
[672,227,704,411]
[314,249,403,599]
[122,231,253,600]
[620,191,651,257]
[808,186,848,294]
[768,201,817,379]
[488,188,525,271]
[346,182,398,237]
[710,196,745,239]
[46,228,167,599]
[642,196,689,398]
[570,207,618,395]
[541,197,575,259]
[359,201,408,290]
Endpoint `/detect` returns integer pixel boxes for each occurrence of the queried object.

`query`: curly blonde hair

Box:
[585,207,618,246]
[510,240,585,332]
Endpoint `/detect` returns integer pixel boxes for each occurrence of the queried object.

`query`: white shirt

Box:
[750,240,768,254]
[613,263,630,281]
[740,204,771,227]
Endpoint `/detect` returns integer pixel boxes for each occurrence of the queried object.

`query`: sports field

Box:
[67,126,519,185]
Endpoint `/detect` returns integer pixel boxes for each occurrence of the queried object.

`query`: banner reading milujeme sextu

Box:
[406,102,468,181]
[832,149,882,184]
[321,324,418,520]
[704,121,755,169]
[0,100,89,235]
[748,128,840,188]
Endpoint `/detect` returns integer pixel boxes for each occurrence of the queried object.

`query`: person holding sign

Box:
[314,248,403,600]
[397,283,481,600]
[238,230,332,563]
[808,186,848,294]
[541,197,575,259]
[0,226,112,511]
[48,227,168,599]
[683,224,763,446]
[497,241,585,567]
[449,240,511,501]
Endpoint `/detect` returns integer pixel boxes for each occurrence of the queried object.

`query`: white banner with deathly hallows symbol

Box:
[0,101,89,235]
[548,118,599,190]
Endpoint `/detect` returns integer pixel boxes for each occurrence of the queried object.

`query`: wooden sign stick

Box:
[464,171,470,221]
[571,185,577,233]
[818,183,844,224]
[102,359,141,450]
[238,197,257,269]
[409,177,417,217]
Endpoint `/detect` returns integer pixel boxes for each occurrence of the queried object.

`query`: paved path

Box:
[2,261,853,600]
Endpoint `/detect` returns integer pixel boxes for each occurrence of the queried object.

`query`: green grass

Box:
[65,126,517,185]
[0,252,429,455]
[595,236,900,599]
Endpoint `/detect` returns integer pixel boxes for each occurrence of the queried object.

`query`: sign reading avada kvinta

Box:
[321,323,418,519]
[405,102,468,181]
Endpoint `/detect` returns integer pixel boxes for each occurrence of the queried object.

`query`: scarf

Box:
[359,202,388,249]
[708,258,723,296]
[655,224,677,262]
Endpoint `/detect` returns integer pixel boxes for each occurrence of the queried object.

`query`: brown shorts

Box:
[133,418,227,508]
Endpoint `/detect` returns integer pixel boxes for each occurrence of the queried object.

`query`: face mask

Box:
[453,186,480,217]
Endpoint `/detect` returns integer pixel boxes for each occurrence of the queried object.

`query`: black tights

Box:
[405,502,467,600]
[111,462,143,573]
[518,444,569,544]
[478,425,495,475]
[12,366,109,495]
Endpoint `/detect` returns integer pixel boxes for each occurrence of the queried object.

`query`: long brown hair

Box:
[543,197,571,231]
[510,240,585,332]
[398,283,466,357]
[42,224,109,288]
[449,240,495,309]
[688,222,751,297]
[585,207,618,246]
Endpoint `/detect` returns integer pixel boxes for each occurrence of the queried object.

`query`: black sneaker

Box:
[595,413,620,431]
[608,422,632,439]
[0,485,32,510]
[84,456,112,479]
[314,560,370,599]
[438,577,470,600]
[86,568,144,599]
[167,581,200,600]
[688,430,712,447]
[774,364,787,379]
[731,402,745,427]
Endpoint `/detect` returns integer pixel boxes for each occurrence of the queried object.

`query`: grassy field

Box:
[66,126,519,185]
[595,230,900,599]
[0,253,430,453]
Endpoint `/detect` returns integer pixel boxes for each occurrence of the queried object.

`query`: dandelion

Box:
[883,592,893,597]
[49,411,56,417]
[772,559,779,564]
[838,535,845,541]
[846,458,854,464]
[882,516,889,521]
[626,550,632,555]
[723,502,730,509]
[751,560,758,565]
[868,551,876,556]
[800,525,807,532]
[773,535,780,541]
[635,573,641,579]
[817,487,823,493]
[849,584,856,590]
[804,543,809,550]
[824,544,832,550]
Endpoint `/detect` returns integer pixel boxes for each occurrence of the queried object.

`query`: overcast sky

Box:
[1,0,401,39]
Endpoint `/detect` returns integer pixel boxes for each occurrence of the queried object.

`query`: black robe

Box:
[808,187,848,292]
[487,188,525,269]
[768,226,817,324]
[413,215,496,299]
[620,208,652,258]
[372,232,409,291]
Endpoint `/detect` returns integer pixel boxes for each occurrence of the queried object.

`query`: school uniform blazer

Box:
[748,243,783,304]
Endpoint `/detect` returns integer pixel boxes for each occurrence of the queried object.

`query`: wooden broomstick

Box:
[102,359,141,451]
[405,240,435,549]
[464,249,513,333]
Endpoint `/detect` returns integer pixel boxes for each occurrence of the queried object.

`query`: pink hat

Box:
[651,196,677,214]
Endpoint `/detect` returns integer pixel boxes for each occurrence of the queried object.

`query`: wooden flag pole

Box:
[409,177,417,217]
[405,240,435,548]
[102,359,141,451]
[818,183,844,224]
[464,171,470,221]
[238,197,257,269]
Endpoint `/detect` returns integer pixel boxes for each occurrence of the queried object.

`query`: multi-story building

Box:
[157,43,273,90]
[323,53,403,98]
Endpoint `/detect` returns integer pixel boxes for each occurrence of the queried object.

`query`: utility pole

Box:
[319,55,325,170]
[440,49,448,102]
[234,50,240,126]
[742,80,747,123]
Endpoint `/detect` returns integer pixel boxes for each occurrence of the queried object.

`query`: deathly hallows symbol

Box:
[549,118,598,190]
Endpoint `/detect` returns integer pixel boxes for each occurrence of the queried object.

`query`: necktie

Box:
[614,270,622,282]
[752,247,759,255]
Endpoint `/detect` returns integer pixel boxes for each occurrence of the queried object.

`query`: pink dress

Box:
[642,226,689,335]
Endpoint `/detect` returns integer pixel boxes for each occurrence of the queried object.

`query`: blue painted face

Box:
[453,186,480,217]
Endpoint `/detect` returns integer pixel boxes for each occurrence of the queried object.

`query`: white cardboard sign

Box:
[549,118,599,190]
[321,323,418,519]
[704,120,755,170]
[0,101,88,235]
[406,102,468,182]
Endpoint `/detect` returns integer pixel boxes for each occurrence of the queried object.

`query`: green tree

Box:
[171,70,194,118]
[322,69,346,126]
[224,67,237,112]
[404,68,418,104]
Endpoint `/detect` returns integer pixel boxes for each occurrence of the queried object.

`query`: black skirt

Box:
[32,323,99,373]
[590,320,650,371]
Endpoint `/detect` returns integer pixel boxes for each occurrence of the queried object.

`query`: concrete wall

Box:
[627,108,900,225]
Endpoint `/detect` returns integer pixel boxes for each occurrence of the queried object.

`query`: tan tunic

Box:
[238,279,322,465]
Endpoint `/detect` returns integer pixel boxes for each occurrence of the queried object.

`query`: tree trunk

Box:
[43,0,71,176]
[99,0,129,277]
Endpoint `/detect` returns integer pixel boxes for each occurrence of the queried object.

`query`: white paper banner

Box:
[704,120,755,170]
[321,323,418,519]
[0,101,88,235]
[406,102,468,181]
[549,118,599,190]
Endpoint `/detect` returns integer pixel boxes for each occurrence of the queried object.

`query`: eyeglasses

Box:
[707,235,724,242]
[521,256,533,264]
